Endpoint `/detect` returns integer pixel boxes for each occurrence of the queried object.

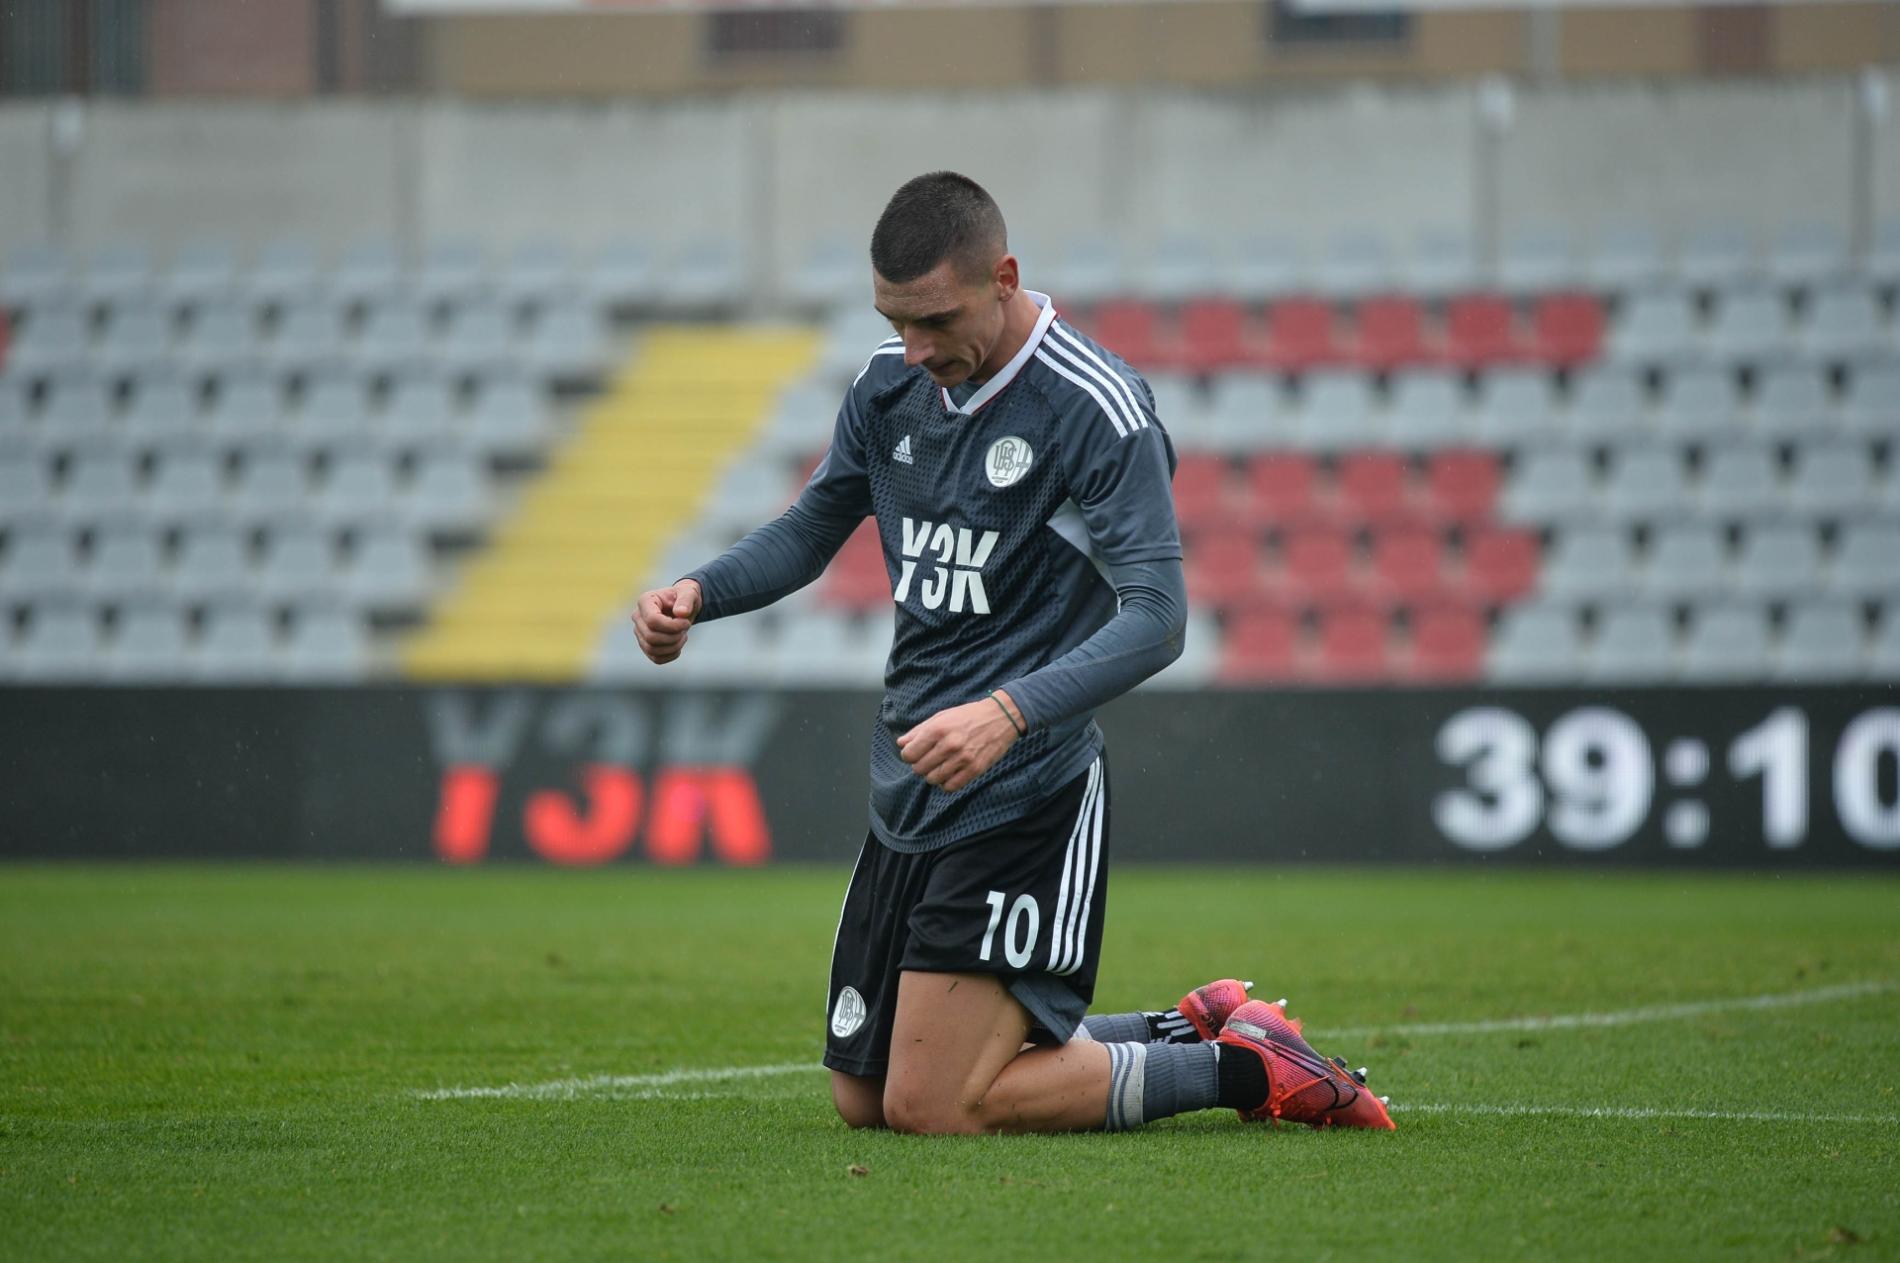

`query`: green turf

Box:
[2,865,1896,1262]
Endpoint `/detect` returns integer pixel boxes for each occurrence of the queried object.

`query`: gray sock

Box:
[1102,1042,1220,1131]
[1079,1011,1152,1044]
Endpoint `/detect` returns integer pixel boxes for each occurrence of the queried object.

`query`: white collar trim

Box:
[940,290,1057,417]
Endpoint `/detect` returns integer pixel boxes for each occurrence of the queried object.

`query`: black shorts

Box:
[823,753,1110,1078]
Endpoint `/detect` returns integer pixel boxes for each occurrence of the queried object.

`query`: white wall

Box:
[0,106,54,264]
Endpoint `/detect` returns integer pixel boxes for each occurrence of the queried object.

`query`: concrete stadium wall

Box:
[0,76,1893,293]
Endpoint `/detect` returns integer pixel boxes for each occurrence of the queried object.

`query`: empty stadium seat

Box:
[1137,233,1220,304]
[1680,604,1771,681]
[1610,289,1698,363]
[124,372,199,441]
[1,243,69,310]
[440,302,519,375]
[172,523,254,603]
[406,446,492,535]
[1869,612,1900,678]
[384,371,456,447]
[1223,236,1302,301]
[1403,229,1478,296]
[1087,301,1164,368]
[1333,451,1413,525]
[80,243,155,307]
[524,300,609,381]
[270,299,350,375]
[1366,527,1445,606]
[331,240,402,307]
[59,443,142,522]
[1602,446,1689,522]
[586,239,661,310]
[495,238,576,309]
[83,522,167,602]
[1699,443,1783,520]
[96,301,174,376]
[1185,529,1268,611]
[1443,294,1521,369]
[1461,527,1540,604]
[1048,236,1123,307]
[1642,524,1728,601]
[181,299,261,373]
[416,239,489,307]
[1385,372,1467,449]
[1488,604,1582,681]
[1217,607,1300,683]
[343,523,431,610]
[144,442,228,521]
[7,305,90,378]
[1349,295,1432,371]
[315,452,400,524]
[1656,366,1741,441]
[1171,454,1236,533]
[1473,369,1562,448]
[1775,603,1864,682]
[231,447,312,523]
[105,601,191,682]
[1538,525,1628,601]
[1276,528,1356,606]
[1260,298,1340,372]
[1497,227,1579,294]
[1312,606,1389,682]
[1751,364,1833,439]
[1405,604,1485,681]
[1677,222,1757,287]
[1315,233,1393,298]
[1422,450,1500,523]
[467,372,545,456]
[1767,220,1849,287]
[1830,522,1900,598]
[786,235,864,311]
[356,299,432,374]
[12,600,105,681]
[258,521,336,599]
[1705,289,1789,363]
[1588,223,1666,291]
[1241,452,1320,527]
[1568,366,1649,441]
[1801,283,1887,361]
[1731,523,1823,598]
[1296,372,1381,449]
[283,601,373,681]
[192,599,281,680]
[1786,442,1877,518]
[1174,299,1252,373]
[1502,445,1597,522]
[40,372,116,445]
[1840,364,1900,436]
[1586,604,1675,682]
[246,238,322,309]
[0,520,78,603]
[1527,293,1604,368]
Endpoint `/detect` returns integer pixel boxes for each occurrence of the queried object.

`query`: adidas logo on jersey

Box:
[893,516,999,615]
[892,435,914,465]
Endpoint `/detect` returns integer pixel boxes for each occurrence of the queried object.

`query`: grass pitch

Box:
[2,864,1896,1261]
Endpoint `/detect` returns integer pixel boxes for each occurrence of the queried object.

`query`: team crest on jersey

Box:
[985,436,1033,488]
[830,986,867,1038]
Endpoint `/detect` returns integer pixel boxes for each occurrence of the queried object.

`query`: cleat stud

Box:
[1243,981,1255,991]
[1356,1067,1368,1078]
[1379,1096,1390,1106]
[1275,998,1288,1008]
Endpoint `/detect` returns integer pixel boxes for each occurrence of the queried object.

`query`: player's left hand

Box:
[896,691,1024,793]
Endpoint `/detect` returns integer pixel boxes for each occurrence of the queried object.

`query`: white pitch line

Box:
[413,979,1895,1104]
[1320,979,1896,1041]
[1392,1102,1900,1127]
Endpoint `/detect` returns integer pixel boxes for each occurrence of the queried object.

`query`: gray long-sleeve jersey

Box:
[684,293,1185,852]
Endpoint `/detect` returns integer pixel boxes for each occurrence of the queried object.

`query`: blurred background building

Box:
[0,0,1896,701]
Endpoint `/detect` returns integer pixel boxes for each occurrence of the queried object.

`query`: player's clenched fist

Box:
[896,690,1024,793]
[632,580,702,664]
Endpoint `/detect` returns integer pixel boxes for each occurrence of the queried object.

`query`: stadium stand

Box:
[3,221,1897,685]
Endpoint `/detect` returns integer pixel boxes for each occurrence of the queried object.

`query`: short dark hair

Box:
[869,172,1007,285]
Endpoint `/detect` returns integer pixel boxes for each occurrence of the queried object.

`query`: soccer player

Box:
[633,172,1392,1135]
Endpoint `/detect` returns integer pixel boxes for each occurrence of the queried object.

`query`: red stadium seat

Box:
[1088,300,1167,369]
[1349,295,1435,371]
[1333,451,1415,527]
[1443,293,1525,369]
[1218,607,1302,683]
[1275,527,1357,607]
[1312,607,1391,682]
[819,521,890,611]
[1185,528,1269,611]
[1172,453,1236,533]
[1241,452,1321,528]
[1174,299,1254,373]
[1260,297,1341,372]
[1366,527,1447,607]
[1422,450,1501,524]
[1404,605,1486,682]
[1529,292,1605,368]
[1461,527,1542,604]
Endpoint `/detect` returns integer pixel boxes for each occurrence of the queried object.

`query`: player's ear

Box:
[992,252,1019,302]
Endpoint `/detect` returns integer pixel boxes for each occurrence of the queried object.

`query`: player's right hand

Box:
[633,580,701,664]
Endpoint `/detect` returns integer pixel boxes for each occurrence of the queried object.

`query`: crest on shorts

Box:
[985,436,1033,488]
[830,986,867,1039]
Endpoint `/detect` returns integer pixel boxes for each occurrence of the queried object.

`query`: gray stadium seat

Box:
[59,443,142,523]
[143,442,228,522]
[415,239,489,307]
[1830,522,1900,598]
[756,379,839,463]
[1840,364,1900,437]
[82,521,167,602]
[1145,374,1201,437]
[297,372,373,447]
[1502,445,1598,522]
[1585,604,1676,682]
[405,446,492,534]
[1610,289,1699,364]
[13,599,104,682]
[1473,369,1563,448]
[1698,443,1783,522]
[39,371,116,446]
[1496,227,1578,293]
[383,372,456,447]
[0,520,79,603]
[355,298,432,374]
[269,299,350,375]
[257,521,336,600]
[1767,221,1849,288]
[181,299,261,373]
[1655,365,1741,441]
[786,234,864,310]
[1676,222,1757,288]
[524,301,609,381]
[1568,366,1649,442]
[1751,364,1833,439]
[1587,223,1667,291]
[1295,371,1382,449]
[1704,289,1789,363]
[1801,284,1887,360]
[1385,371,1469,449]
[331,240,402,307]
[1135,233,1220,304]
[1315,232,1393,298]
[124,371,199,442]
[1642,524,1729,600]
[0,446,54,527]
[703,458,792,536]
[467,372,544,456]
[1401,229,1477,296]
[231,447,311,523]
[80,243,154,307]
[1731,523,1823,599]
[1871,612,1900,679]
[1046,235,1123,307]
[204,374,286,441]
[192,599,281,681]
[283,602,372,681]
[9,305,91,378]
[1680,603,1771,682]
[1866,217,1900,288]
[315,452,400,525]
[1602,446,1689,522]
[0,375,30,429]
[770,611,889,687]
[1775,603,1864,682]
[664,238,746,310]
[344,523,431,609]
[1786,441,1878,518]
[105,600,192,682]
[172,523,254,603]
[495,238,575,309]
[440,302,520,375]
[819,307,898,380]
[1538,525,1630,601]
[246,237,322,308]
[1487,604,1584,682]
[585,238,660,310]
[163,238,238,309]
[1,243,70,309]
[1221,236,1302,300]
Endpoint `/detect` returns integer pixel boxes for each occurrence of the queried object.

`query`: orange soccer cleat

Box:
[1214,998,1397,1130]
[1176,978,1256,1041]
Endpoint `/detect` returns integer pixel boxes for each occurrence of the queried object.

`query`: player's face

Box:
[873,254,1015,389]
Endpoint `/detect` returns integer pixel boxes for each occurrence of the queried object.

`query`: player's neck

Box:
[968,289,1042,384]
